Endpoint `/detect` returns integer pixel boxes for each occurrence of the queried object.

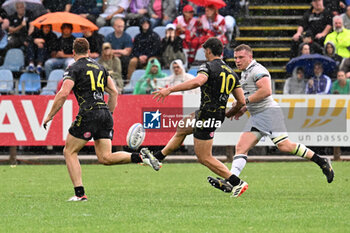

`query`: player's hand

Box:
[43,116,53,130]
[152,88,171,102]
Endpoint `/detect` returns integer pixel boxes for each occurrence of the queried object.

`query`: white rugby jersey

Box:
[240,60,278,115]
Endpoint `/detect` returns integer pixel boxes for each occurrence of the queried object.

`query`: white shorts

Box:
[243,107,288,144]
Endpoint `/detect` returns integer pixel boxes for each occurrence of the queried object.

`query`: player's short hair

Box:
[73,38,90,55]
[202,37,223,56]
[234,44,253,55]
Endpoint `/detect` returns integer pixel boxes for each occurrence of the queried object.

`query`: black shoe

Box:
[321,158,334,183]
[207,176,233,193]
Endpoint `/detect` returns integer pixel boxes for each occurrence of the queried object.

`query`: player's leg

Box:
[194,138,232,178]
[154,113,195,162]
[230,131,261,176]
[196,138,248,197]
[275,138,334,183]
[127,57,139,81]
[94,138,161,171]
[63,133,88,201]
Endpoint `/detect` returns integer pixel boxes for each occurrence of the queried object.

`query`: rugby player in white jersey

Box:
[208,44,334,196]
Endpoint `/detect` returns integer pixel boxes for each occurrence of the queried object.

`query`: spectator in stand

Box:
[105,17,133,80]
[0,6,9,31]
[44,23,75,79]
[42,0,71,12]
[26,24,57,74]
[324,41,343,68]
[283,67,307,94]
[148,0,177,28]
[324,41,343,79]
[331,70,350,94]
[133,58,167,94]
[341,5,350,29]
[0,6,9,53]
[292,0,332,56]
[127,17,161,81]
[96,0,130,27]
[81,26,104,59]
[294,31,323,57]
[306,62,332,94]
[298,43,311,56]
[70,0,100,23]
[98,42,123,92]
[218,0,239,44]
[198,5,228,46]
[160,23,185,69]
[173,4,201,66]
[164,59,199,94]
[339,57,350,77]
[7,2,35,49]
[125,0,149,26]
[324,16,350,58]
[324,0,346,16]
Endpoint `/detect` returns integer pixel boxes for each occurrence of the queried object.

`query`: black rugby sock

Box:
[131,153,142,163]
[227,174,241,187]
[74,186,85,197]
[154,151,166,161]
[310,153,326,167]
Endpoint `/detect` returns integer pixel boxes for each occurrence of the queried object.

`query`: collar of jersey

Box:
[244,59,257,72]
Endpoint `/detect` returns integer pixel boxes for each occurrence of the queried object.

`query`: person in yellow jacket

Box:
[324,15,350,58]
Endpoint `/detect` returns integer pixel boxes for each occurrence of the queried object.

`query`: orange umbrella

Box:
[31,12,98,33]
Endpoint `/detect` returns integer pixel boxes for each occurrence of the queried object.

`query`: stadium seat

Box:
[125,26,140,40]
[41,69,64,95]
[187,68,197,77]
[0,69,14,93]
[154,26,166,39]
[98,26,114,37]
[18,72,41,94]
[122,69,145,94]
[72,32,83,38]
[0,48,25,72]
[162,69,171,76]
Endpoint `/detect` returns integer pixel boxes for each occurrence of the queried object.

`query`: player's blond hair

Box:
[234,44,253,55]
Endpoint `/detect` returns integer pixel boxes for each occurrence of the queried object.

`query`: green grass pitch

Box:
[0,162,349,233]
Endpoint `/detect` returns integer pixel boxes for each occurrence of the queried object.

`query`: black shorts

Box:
[69,108,114,141]
[193,109,225,140]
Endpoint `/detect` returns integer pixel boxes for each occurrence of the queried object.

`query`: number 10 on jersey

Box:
[220,72,235,94]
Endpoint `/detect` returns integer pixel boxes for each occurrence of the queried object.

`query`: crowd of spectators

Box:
[0,0,240,95]
[3,0,350,96]
[285,0,350,95]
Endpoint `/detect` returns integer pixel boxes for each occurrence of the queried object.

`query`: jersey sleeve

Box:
[252,67,269,82]
[197,63,210,77]
[63,66,76,83]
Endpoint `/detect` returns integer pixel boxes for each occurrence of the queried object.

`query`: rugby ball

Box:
[126,123,146,150]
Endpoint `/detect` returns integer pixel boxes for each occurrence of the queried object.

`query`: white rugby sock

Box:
[230,154,248,176]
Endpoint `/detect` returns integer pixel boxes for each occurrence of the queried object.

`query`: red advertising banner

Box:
[0,95,183,146]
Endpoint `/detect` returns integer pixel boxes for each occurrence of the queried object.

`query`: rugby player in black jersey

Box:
[43,38,160,201]
[153,37,248,197]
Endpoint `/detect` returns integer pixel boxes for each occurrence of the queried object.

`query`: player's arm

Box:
[246,76,272,103]
[153,73,208,102]
[43,79,74,129]
[226,87,246,118]
[104,75,118,113]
